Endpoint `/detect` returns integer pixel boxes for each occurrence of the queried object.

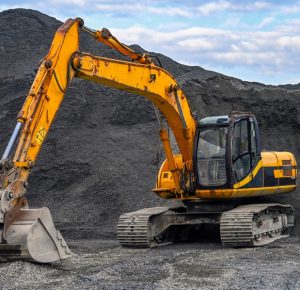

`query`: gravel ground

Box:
[0,238,299,290]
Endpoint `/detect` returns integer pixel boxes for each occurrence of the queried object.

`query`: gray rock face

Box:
[0,8,299,240]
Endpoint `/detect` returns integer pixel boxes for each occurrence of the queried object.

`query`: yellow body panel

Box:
[194,185,295,199]
[155,151,297,199]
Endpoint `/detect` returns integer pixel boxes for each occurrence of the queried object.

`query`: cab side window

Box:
[232,119,251,181]
[250,118,257,167]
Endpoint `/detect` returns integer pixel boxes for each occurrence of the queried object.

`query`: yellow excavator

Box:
[0,18,297,263]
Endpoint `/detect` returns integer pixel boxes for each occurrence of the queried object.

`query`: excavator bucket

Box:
[1,207,71,263]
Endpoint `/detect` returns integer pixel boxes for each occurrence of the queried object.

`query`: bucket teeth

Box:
[57,231,71,255]
[1,207,71,263]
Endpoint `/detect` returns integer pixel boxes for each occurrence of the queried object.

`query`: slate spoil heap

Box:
[0,8,299,240]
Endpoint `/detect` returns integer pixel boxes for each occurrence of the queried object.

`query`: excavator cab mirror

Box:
[194,113,261,189]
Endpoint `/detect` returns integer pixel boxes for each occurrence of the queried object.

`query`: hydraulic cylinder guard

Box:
[2,207,71,263]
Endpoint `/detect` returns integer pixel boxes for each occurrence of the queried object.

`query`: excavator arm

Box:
[0,18,196,262]
[0,18,196,213]
[82,25,153,65]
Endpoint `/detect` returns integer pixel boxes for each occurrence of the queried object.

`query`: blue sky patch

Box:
[1,0,300,84]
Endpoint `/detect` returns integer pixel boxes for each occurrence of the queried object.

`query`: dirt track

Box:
[1,238,299,289]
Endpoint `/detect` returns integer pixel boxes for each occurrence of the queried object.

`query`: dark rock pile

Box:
[0,8,299,238]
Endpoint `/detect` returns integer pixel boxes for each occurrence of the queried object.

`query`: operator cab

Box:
[194,113,261,189]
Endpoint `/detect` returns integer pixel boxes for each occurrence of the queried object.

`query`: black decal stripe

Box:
[278,165,297,170]
[241,166,296,188]
[241,167,264,189]
[264,167,278,187]
[279,178,296,186]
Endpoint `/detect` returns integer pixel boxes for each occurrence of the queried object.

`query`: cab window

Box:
[197,126,228,186]
[232,119,251,181]
[250,118,257,167]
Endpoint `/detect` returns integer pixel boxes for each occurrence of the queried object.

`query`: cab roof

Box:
[199,115,230,126]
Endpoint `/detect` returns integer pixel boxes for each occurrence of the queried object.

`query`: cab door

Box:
[231,116,261,184]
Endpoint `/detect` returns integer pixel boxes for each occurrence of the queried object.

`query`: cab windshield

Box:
[197,126,228,186]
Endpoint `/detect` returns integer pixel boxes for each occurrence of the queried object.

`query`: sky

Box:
[1,1,300,85]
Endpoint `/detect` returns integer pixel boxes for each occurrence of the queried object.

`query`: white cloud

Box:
[277,36,300,50]
[148,6,192,17]
[95,3,192,17]
[222,17,241,28]
[0,5,20,10]
[252,1,271,10]
[111,26,236,48]
[280,1,300,14]
[212,51,279,66]
[50,0,86,6]
[110,20,300,76]
[1,0,300,84]
[256,16,274,28]
[178,38,218,51]
[197,1,231,15]
[197,1,272,15]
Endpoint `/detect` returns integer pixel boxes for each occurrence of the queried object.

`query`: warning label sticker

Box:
[35,127,46,145]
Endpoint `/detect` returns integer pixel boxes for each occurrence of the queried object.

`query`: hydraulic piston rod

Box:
[2,122,22,160]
